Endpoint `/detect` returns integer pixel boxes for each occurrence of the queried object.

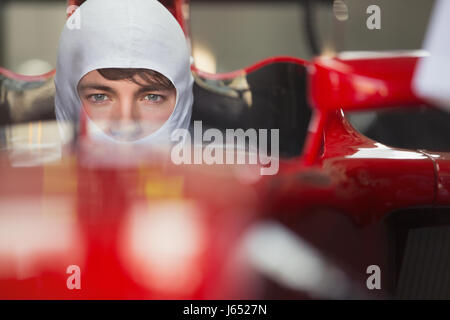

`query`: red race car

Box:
[0,0,449,300]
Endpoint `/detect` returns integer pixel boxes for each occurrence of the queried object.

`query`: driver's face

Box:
[77,70,176,141]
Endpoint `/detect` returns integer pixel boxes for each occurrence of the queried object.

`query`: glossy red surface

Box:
[304,52,433,166]
[421,151,450,206]
[0,155,260,299]
[266,110,436,225]
[309,54,429,112]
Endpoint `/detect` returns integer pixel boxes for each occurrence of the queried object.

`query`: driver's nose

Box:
[109,98,142,140]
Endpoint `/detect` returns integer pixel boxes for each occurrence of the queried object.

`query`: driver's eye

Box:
[144,94,162,102]
[89,94,108,102]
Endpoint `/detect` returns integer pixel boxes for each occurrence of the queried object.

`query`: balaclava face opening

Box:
[55,0,194,148]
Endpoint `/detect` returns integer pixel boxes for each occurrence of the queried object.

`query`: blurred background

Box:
[0,0,435,74]
[2,0,447,155]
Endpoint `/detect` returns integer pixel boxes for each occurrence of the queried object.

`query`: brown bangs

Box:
[97,68,175,90]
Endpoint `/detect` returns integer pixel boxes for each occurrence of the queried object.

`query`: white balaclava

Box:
[54,0,194,149]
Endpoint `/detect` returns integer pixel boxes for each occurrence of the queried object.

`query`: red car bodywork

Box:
[0,0,449,299]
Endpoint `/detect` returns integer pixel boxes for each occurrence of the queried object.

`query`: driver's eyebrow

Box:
[78,84,173,95]
[134,85,172,95]
[78,83,116,94]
